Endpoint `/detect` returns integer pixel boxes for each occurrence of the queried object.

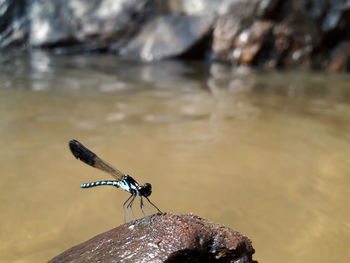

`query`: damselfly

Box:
[69,140,162,217]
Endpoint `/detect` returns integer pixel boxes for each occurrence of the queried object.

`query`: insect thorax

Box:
[118,175,139,194]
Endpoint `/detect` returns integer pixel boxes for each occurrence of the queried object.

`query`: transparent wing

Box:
[93,155,125,180]
[69,139,125,181]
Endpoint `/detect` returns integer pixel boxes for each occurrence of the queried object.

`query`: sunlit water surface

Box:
[0,51,349,263]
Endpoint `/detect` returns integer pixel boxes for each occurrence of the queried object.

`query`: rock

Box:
[321,0,349,32]
[213,0,275,65]
[2,0,350,71]
[120,15,214,61]
[255,0,282,19]
[328,41,350,72]
[213,0,322,68]
[28,0,156,49]
[213,0,260,62]
[159,0,225,16]
[265,17,319,69]
[0,0,28,47]
[218,0,260,17]
[48,213,256,263]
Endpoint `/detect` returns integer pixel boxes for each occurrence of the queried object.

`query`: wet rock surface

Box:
[48,213,256,263]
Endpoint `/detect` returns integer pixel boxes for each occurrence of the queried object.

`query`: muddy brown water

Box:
[0,51,349,262]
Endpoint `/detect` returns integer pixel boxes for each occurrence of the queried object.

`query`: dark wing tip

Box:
[69,139,96,166]
[68,139,82,159]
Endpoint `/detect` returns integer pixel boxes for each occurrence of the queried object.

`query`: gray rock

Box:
[29,0,155,48]
[159,0,225,16]
[2,0,350,71]
[0,0,28,47]
[120,15,214,61]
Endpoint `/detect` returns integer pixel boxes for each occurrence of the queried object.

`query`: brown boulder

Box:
[49,213,256,263]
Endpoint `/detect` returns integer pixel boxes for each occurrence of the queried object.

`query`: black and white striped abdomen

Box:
[80,178,139,195]
[80,181,120,188]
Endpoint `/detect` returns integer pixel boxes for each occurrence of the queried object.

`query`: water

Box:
[0,51,349,263]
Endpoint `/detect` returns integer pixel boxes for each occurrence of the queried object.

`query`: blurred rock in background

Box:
[1,0,350,71]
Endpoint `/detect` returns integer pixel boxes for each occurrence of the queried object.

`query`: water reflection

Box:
[0,51,349,263]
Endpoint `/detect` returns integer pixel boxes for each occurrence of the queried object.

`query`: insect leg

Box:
[127,194,136,209]
[145,196,162,213]
[140,196,146,216]
[126,194,136,219]
[123,194,134,222]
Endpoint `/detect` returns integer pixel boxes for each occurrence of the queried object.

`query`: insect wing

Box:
[69,139,125,181]
[93,156,125,180]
